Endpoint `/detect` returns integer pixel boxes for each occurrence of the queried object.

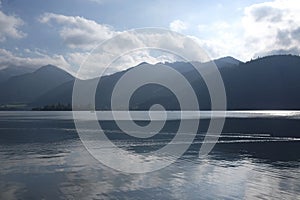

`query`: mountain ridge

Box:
[0,64,74,105]
[1,55,300,110]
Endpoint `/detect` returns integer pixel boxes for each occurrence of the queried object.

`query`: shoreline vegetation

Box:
[0,103,93,111]
[31,103,72,111]
[1,104,300,137]
[31,103,95,111]
[0,104,28,111]
[0,103,73,111]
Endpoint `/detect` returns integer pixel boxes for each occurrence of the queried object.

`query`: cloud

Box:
[68,49,179,79]
[169,20,188,33]
[250,5,282,22]
[39,13,116,50]
[0,48,74,75]
[38,13,210,78]
[64,29,210,79]
[194,0,300,61]
[195,20,246,60]
[8,0,299,79]
[0,11,26,42]
[291,27,300,42]
[242,0,300,57]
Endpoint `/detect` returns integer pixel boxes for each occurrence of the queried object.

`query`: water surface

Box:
[0,111,299,199]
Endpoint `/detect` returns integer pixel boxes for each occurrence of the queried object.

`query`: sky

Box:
[0,0,300,78]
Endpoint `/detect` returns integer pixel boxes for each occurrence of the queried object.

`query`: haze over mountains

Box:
[1,55,300,110]
[0,65,74,107]
[0,66,36,83]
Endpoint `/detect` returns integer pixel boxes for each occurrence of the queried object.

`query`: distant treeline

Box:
[32,103,95,111]
[0,104,27,111]
[32,103,72,111]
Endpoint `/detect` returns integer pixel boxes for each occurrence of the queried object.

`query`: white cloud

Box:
[169,20,188,33]
[2,0,300,81]
[195,20,246,60]
[242,0,300,57]
[0,11,26,42]
[10,0,299,79]
[38,13,209,78]
[64,29,210,79]
[68,49,179,79]
[39,13,116,50]
[0,48,74,75]
[195,0,300,61]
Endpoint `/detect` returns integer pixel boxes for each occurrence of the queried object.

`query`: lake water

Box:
[0,111,299,199]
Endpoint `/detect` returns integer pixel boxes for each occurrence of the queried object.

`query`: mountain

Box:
[4,55,300,111]
[224,55,300,109]
[0,65,74,105]
[3,55,299,137]
[32,68,127,109]
[0,66,36,83]
[140,55,300,110]
[129,57,242,110]
[31,57,241,109]
[213,56,242,69]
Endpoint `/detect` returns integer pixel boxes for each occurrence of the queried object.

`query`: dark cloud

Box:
[251,6,282,22]
[276,29,291,46]
[291,27,300,42]
[275,27,300,47]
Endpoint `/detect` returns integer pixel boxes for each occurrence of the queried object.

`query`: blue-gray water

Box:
[0,111,299,199]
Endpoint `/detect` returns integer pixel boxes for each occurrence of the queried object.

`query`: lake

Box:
[0,111,299,199]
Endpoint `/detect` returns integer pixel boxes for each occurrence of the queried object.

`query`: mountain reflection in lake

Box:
[0,111,299,199]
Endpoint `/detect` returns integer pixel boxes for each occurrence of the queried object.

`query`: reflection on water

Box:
[0,112,299,199]
[2,110,300,120]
